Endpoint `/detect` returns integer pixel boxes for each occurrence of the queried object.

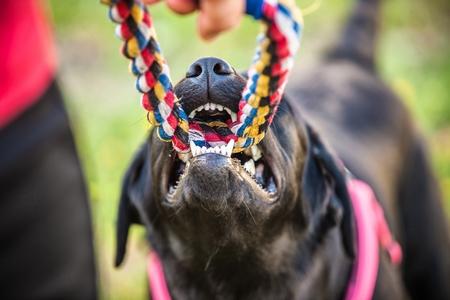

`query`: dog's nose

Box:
[175,57,242,114]
[186,57,233,83]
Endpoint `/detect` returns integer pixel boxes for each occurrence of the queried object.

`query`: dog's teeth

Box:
[190,141,198,157]
[244,159,256,176]
[251,145,262,161]
[230,112,237,122]
[217,104,224,111]
[189,109,197,119]
[204,103,210,111]
[222,107,237,122]
[220,145,227,156]
[190,139,236,157]
[197,105,204,112]
[210,103,216,110]
[189,141,195,155]
[225,140,235,157]
[190,141,210,157]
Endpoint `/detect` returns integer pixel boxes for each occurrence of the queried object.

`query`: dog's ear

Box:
[302,124,356,258]
[115,143,152,267]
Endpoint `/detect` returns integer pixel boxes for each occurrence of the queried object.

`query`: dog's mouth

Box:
[188,102,237,124]
[164,58,278,204]
[167,141,278,201]
[165,100,278,200]
[186,101,238,146]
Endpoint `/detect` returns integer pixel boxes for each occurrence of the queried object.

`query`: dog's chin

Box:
[157,146,284,255]
[165,153,278,206]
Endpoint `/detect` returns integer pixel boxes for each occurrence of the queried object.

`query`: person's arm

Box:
[143,0,245,40]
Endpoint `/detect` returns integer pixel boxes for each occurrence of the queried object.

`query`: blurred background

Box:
[47,0,449,298]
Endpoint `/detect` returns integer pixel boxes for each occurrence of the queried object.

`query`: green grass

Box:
[48,0,450,298]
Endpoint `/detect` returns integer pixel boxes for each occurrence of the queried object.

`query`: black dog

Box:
[115,0,450,299]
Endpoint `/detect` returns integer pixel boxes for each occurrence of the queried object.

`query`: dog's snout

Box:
[175,57,243,114]
[185,57,233,80]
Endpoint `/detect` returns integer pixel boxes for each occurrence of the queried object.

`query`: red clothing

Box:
[0,0,57,128]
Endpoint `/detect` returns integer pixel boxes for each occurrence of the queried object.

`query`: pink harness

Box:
[344,179,402,300]
[146,179,402,300]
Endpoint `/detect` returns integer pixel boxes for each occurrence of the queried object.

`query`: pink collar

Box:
[146,179,402,300]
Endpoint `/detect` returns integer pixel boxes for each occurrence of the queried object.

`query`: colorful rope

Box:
[102,0,303,153]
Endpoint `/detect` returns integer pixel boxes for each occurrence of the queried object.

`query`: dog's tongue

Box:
[189,120,236,147]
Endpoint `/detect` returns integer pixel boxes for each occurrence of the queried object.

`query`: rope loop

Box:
[102,0,303,153]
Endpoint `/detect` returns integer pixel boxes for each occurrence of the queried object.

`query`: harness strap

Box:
[345,179,402,300]
[147,251,171,300]
[102,0,303,153]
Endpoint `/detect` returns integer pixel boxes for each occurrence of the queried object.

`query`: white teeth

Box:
[251,145,262,161]
[224,107,232,118]
[190,141,198,156]
[188,103,236,121]
[230,111,237,122]
[226,139,235,156]
[243,159,256,177]
[190,139,235,158]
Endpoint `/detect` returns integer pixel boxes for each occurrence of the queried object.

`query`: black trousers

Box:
[0,82,97,299]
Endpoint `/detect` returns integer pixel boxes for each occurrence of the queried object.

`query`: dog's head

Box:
[115,57,354,274]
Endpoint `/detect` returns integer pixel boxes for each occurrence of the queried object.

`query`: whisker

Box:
[204,247,220,271]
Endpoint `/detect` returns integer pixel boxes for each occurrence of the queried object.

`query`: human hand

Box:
[143,0,245,40]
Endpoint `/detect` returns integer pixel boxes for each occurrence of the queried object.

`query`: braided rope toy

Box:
[102,0,303,153]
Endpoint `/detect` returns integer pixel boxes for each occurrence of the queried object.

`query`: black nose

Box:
[186,57,233,79]
[174,57,243,115]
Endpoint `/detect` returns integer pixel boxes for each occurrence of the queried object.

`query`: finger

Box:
[197,0,245,40]
[166,0,198,14]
